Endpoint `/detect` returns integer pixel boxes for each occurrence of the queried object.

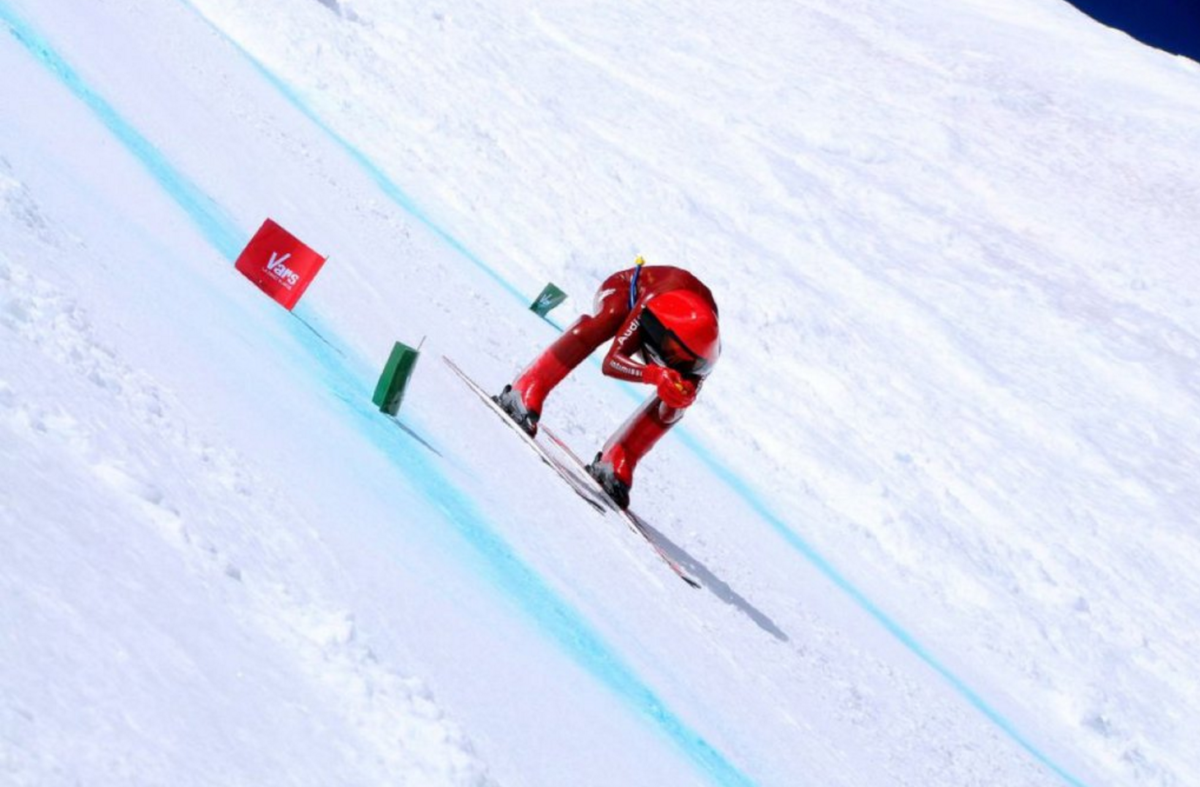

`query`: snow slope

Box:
[3,0,1199,786]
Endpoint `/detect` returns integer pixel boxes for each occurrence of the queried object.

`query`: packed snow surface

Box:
[2,0,1199,786]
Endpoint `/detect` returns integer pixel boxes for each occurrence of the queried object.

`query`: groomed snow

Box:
[2,1,1199,786]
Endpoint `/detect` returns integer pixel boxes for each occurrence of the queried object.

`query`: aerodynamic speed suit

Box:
[506,264,720,496]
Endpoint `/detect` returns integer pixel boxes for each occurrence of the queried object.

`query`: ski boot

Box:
[493,385,540,438]
[586,453,631,510]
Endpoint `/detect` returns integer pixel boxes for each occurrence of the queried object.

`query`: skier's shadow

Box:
[630,513,789,642]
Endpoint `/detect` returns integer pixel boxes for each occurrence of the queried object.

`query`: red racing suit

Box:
[511,265,719,487]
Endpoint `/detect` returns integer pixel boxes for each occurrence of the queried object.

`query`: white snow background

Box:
[2,0,1199,786]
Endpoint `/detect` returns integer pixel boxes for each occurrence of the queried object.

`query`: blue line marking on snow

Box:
[671,430,1090,787]
[177,1,529,309]
[0,8,756,787]
[158,11,1099,787]
[0,6,244,262]
[282,310,758,787]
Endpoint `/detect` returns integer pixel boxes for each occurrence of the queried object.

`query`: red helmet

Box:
[641,291,720,377]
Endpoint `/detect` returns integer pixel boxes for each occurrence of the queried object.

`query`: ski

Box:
[442,356,700,588]
[442,356,605,512]
[540,425,701,589]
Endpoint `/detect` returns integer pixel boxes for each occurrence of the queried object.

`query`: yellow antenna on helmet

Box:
[629,256,647,309]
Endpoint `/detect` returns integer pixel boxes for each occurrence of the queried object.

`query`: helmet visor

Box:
[640,307,715,378]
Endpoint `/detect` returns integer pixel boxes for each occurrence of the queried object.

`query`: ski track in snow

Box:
[4,0,1200,786]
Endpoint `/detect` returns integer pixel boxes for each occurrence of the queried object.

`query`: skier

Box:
[495,258,720,509]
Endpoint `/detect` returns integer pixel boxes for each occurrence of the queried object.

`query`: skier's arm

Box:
[602,315,698,408]
[601,312,651,383]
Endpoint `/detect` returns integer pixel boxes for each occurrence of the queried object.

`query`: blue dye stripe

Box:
[164,8,1098,787]
[0,8,245,261]
[673,429,1092,787]
[0,7,757,787]
[284,309,757,787]
[179,1,530,308]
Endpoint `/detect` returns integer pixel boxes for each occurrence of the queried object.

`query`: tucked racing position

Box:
[495,259,720,509]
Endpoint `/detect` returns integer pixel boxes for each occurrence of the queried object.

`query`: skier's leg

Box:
[500,274,628,428]
[588,396,685,508]
[509,314,607,414]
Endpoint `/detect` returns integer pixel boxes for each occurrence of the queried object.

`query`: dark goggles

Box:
[640,307,714,378]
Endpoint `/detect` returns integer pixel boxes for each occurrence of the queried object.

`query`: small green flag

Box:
[530,283,568,317]
[372,341,421,416]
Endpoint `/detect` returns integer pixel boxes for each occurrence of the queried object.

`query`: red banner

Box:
[235,219,326,310]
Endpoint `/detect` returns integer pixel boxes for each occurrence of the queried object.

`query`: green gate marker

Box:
[372,340,422,415]
[530,283,567,317]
